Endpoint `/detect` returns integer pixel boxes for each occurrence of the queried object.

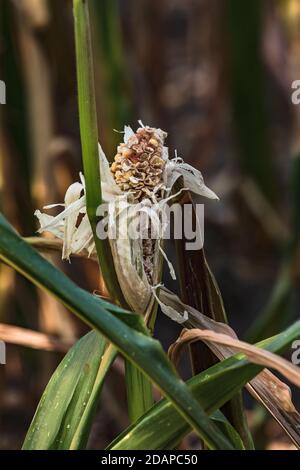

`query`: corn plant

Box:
[1,0,300,451]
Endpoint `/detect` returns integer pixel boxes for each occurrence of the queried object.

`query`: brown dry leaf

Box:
[0,323,74,352]
[169,328,300,388]
[267,441,297,450]
[249,371,300,447]
[160,287,300,448]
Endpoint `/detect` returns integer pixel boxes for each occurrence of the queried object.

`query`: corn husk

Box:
[35,123,218,314]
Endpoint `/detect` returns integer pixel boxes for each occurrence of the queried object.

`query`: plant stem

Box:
[125,361,153,424]
[73,0,153,421]
[73,0,126,306]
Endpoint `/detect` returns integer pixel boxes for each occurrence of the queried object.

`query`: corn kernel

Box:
[122,148,133,158]
[149,138,159,148]
[111,162,118,173]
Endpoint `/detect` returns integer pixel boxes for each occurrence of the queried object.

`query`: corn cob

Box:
[111,126,168,284]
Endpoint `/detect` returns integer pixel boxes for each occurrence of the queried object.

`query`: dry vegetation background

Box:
[0,0,300,450]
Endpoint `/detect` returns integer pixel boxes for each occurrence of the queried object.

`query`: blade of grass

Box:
[0,214,234,450]
[69,343,117,449]
[23,332,117,450]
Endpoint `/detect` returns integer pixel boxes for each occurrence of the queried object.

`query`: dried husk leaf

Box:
[34,124,218,316]
[168,328,300,389]
[160,287,300,448]
[108,206,152,315]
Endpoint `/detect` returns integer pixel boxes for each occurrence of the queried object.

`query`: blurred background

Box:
[0,0,300,450]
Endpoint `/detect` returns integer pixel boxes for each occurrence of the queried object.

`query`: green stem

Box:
[73,0,153,423]
[125,361,153,424]
[73,0,126,306]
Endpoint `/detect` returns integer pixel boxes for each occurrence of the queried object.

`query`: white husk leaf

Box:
[164,159,219,200]
[109,204,151,315]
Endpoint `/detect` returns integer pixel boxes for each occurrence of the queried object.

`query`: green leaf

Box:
[23,331,116,450]
[0,214,234,450]
[108,323,300,450]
